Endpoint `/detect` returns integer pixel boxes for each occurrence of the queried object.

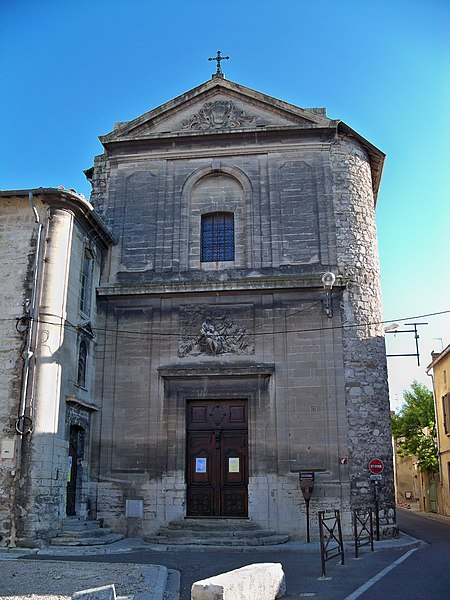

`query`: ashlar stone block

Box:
[191,562,285,600]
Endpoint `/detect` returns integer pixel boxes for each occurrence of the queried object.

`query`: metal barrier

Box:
[353,508,374,558]
[318,510,345,577]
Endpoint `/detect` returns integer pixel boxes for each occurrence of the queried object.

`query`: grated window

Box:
[201,212,234,262]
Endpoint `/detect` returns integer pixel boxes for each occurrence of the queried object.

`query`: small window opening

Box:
[201,212,235,262]
[77,340,88,388]
[80,249,93,315]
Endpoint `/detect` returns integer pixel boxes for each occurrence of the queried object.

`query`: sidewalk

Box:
[0,532,421,600]
[401,502,450,525]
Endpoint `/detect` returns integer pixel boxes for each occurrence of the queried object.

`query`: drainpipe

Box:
[15,191,43,438]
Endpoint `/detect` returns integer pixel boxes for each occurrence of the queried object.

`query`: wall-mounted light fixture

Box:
[322,272,336,318]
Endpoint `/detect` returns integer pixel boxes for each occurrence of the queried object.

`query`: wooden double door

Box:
[186,399,248,517]
[66,425,84,516]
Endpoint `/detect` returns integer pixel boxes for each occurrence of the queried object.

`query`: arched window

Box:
[201,212,234,262]
[77,340,88,388]
[80,248,93,316]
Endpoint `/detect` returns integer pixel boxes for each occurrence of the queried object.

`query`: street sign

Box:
[368,458,384,474]
[370,474,382,481]
[299,471,315,544]
[299,471,315,500]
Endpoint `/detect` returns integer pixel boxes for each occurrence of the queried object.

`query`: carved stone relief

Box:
[180,101,254,131]
[178,305,254,357]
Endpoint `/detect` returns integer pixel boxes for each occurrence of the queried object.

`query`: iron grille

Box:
[201,212,235,262]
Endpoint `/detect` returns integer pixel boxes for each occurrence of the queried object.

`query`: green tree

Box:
[391,381,438,473]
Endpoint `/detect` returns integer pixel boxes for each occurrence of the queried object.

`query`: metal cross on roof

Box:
[208,50,229,78]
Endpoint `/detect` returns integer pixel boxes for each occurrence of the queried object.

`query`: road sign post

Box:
[299,472,315,543]
[368,459,384,541]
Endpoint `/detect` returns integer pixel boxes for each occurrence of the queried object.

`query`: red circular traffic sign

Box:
[368,459,384,474]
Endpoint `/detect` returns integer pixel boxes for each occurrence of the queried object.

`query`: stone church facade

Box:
[87,76,395,539]
[0,75,396,546]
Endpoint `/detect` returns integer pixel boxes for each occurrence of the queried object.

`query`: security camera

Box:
[322,272,336,289]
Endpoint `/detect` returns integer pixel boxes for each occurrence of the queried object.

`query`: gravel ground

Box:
[0,559,151,599]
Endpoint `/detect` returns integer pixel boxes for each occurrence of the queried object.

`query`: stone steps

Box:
[158,527,277,539]
[144,519,289,547]
[145,534,290,546]
[61,518,104,531]
[50,518,124,547]
[50,533,125,546]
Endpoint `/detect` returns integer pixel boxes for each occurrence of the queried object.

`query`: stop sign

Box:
[368,458,384,474]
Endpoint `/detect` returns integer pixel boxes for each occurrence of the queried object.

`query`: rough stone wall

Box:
[0,198,40,546]
[89,153,110,218]
[331,137,396,536]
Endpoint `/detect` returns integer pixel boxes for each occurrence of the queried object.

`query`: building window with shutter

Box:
[443,393,450,435]
[77,339,88,388]
[80,248,94,316]
[201,212,235,262]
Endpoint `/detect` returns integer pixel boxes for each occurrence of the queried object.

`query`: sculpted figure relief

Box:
[178,306,254,357]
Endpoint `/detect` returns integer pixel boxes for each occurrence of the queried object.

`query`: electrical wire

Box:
[9,308,450,341]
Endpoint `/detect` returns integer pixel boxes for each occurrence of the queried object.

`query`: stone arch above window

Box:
[181,166,251,270]
[181,164,253,201]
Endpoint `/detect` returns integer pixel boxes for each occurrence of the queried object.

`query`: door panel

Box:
[186,400,248,517]
[186,431,216,516]
[66,426,83,516]
[222,431,248,516]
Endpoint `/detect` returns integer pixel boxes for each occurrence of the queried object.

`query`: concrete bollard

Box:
[191,562,286,600]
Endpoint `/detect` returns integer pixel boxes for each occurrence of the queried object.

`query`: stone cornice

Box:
[0,187,117,249]
[65,395,99,411]
[97,274,347,298]
[158,363,275,378]
[108,139,333,165]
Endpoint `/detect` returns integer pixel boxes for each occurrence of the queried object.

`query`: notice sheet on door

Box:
[229,457,240,472]
[195,457,207,473]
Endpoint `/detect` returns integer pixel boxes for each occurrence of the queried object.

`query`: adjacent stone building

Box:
[0,189,115,547]
[427,345,450,516]
[1,74,396,546]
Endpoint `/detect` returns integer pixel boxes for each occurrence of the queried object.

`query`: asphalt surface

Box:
[354,508,450,600]
[17,532,418,599]
[4,508,449,600]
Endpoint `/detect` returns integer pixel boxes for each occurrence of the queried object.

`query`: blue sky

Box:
[1,0,449,406]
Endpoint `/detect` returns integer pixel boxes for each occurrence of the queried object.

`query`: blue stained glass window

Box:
[201,212,235,262]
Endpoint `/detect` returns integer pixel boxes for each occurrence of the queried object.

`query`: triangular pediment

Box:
[100,78,332,144]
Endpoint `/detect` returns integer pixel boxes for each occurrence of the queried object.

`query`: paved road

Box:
[358,508,450,600]
[20,508,450,600]
[22,537,416,599]
[27,545,409,600]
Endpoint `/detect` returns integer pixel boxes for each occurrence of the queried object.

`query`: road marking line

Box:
[344,548,418,600]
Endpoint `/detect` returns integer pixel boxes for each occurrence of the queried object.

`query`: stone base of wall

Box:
[92,472,358,540]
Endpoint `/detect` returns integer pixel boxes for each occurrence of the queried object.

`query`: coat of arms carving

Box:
[180,101,254,131]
